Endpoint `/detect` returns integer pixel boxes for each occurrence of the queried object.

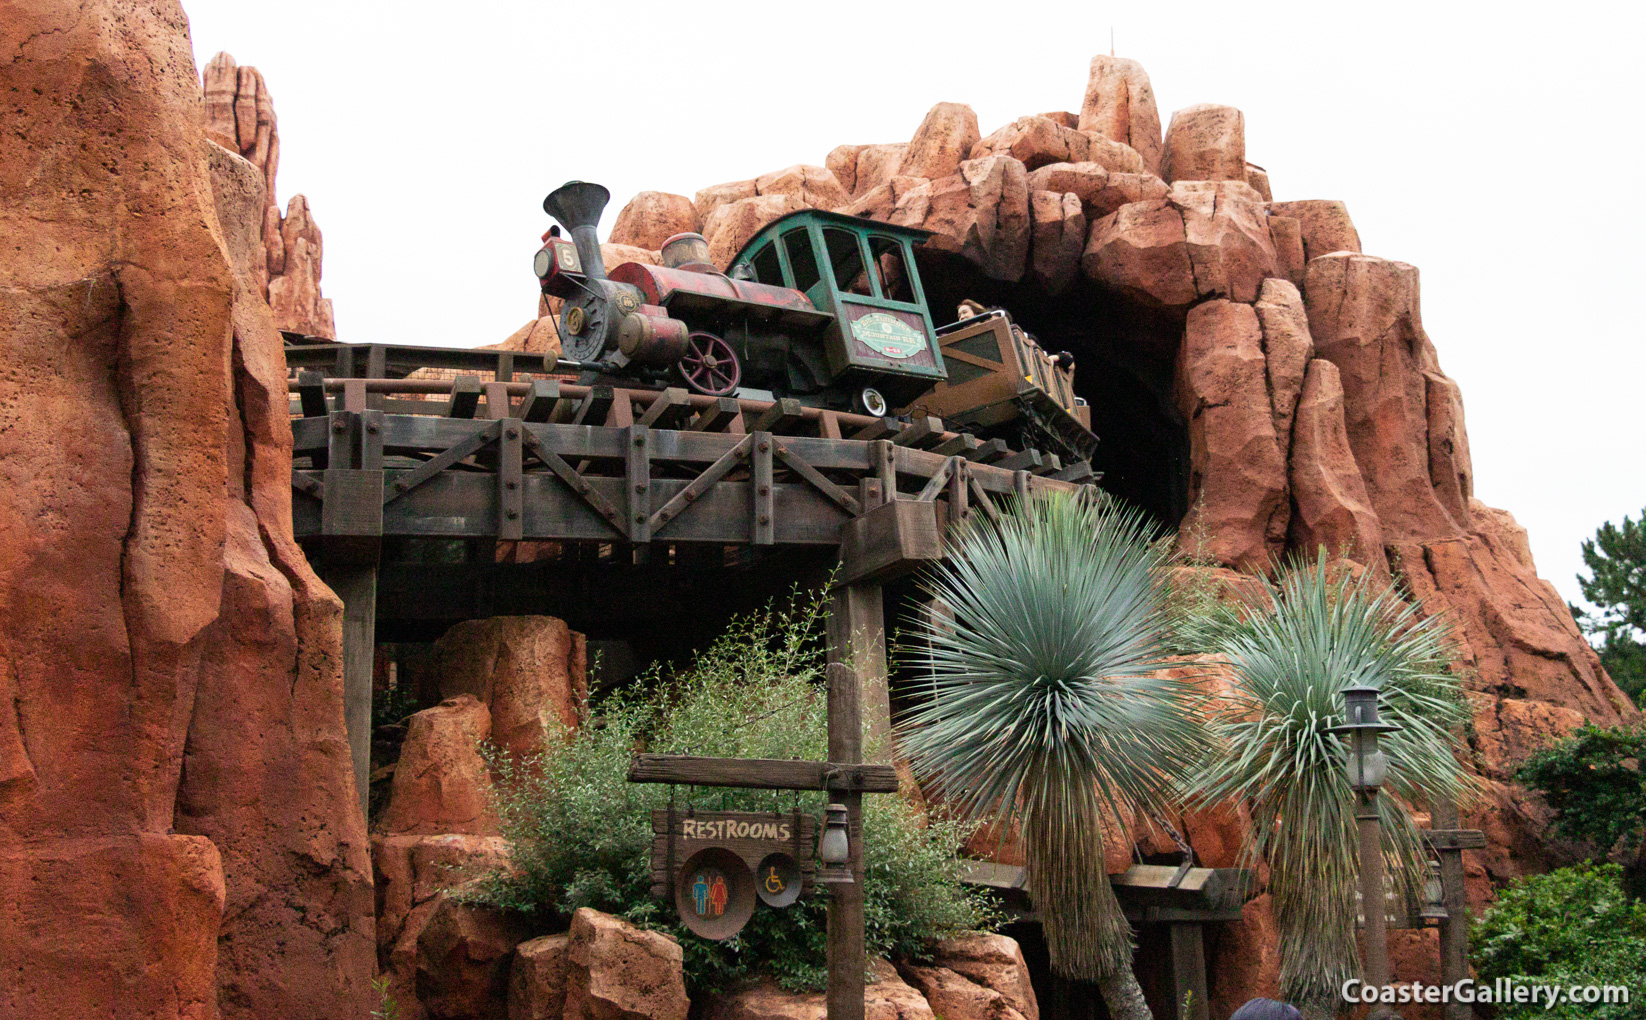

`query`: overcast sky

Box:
[183,0,1644,613]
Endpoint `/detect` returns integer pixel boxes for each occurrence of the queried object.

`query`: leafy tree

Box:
[1575,509,1646,706]
[1191,556,1472,1020]
[1515,723,1646,896]
[899,493,1205,1020]
[474,590,997,994]
[1472,863,1646,1020]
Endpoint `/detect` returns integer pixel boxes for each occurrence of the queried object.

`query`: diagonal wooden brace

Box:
[649,434,752,534]
[518,427,627,537]
[383,421,499,505]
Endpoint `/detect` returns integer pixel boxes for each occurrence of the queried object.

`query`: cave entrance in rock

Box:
[914,250,1191,531]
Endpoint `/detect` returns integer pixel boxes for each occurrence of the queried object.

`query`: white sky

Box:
[183,0,1644,613]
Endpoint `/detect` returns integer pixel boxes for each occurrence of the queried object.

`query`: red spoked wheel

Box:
[676,331,741,396]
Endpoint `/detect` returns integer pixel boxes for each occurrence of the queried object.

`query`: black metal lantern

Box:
[1419,859,1448,922]
[1327,685,1401,790]
[816,802,853,885]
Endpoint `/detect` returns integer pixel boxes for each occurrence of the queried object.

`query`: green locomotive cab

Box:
[730,211,946,413]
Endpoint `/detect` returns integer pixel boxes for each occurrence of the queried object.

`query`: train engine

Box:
[533,180,1096,464]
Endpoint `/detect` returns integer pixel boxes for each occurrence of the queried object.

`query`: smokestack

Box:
[543,181,611,281]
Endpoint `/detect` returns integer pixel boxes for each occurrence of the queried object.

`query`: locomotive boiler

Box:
[534,180,1097,466]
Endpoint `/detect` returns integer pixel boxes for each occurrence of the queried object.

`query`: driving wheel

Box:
[676,331,741,397]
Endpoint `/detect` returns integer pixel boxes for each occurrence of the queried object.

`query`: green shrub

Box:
[473,587,999,994]
[1515,723,1646,858]
[1472,863,1646,1020]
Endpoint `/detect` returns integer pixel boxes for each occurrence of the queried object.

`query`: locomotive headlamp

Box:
[533,247,553,279]
[858,387,888,418]
[1327,686,1401,791]
[815,803,853,885]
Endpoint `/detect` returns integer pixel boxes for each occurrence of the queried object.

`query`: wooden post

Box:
[1433,800,1473,1020]
[826,662,865,1020]
[1358,790,1391,989]
[1167,923,1210,1020]
[827,584,889,756]
[320,559,377,821]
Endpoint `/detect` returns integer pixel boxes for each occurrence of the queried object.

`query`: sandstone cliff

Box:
[0,3,369,1017]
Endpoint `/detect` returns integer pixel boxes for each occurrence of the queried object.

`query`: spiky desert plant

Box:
[1193,556,1471,1020]
[899,492,1205,1020]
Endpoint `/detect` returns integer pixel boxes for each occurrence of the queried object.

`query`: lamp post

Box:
[1328,685,1402,992]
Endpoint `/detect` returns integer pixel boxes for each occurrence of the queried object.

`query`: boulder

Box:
[1245,165,1273,202]
[1268,213,1306,286]
[201,52,279,209]
[706,960,932,1020]
[1160,104,1246,183]
[928,934,1038,1020]
[1252,278,1314,450]
[415,895,531,1020]
[1268,199,1362,262]
[487,316,562,357]
[379,696,499,836]
[1077,55,1165,174]
[268,193,336,338]
[754,164,850,211]
[892,156,1031,282]
[1287,359,1387,570]
[1082,180,1274,308]
[601,243,660,272]
[1026,163,1168,221]
[970,116,1146,173]
[374,833,511,949]
[833,143,912,198]
[898,103,982,181]
[1173,301,1288,570]
[564,907,689,1020]
[843,175,929,222]
[434,616,588,760]
[703,193,807,268]
[1,9,371,1016]
[693,179,758,223]
[897,965,1025,1020]
[510,934,571,1020]
[610,192,701,250]
[826,144,865,195]
[1029,190,1086,294]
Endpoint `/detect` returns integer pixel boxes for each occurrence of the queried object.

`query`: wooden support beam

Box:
[482,381,512,420]
[826,662,866,1020]
[1054,460,1097,484]
[518,379,560,423]
[751,397,807,434]
[572,386,614,426]
[297,369,329,418]
[839,500,944,584]
[446,375,482,418]
[637,387,694,429]
[626,425,651,543]
[891,416,944,448]
[626,753,898,793]
[966,438,1011,463]
[827,582,890,756]
[1030,453,1062,476]
[1432,803,1475,1020]
[499,420,524,541]
[995,449,1043,472]
[1168,923,1211,1020]
[849,418,903,442]
[318,560,378,820]
[929,433,982,458]
[689,397,742,433]
[752,432,775,546]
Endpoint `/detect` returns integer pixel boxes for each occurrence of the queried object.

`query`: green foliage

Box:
[370,976,402,1020]
[1515,723,1646,857]
[900,491,1205,984]
[1575,508,1646,707]
[1472,864,1646,1020]
[473,588,998,995]
[1190,554,1472,1013]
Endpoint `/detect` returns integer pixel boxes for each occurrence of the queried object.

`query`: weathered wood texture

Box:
[627,754,897,793]
[648,810,817,899]
[826,662,866,1020]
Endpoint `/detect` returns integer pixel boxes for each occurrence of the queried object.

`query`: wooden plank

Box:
[817,410,842,440]
[850,417,903,442]
[751,397,807,435]
[518,380,560,423]
[649,435,752,534]
[517,428,627,537]
[1432,803,1474,1020]
[360,411,384,470]
[752,432,775,546]
[626,754,898,793]
[1422,828,1487,851]
[483,381,512,420]
[1030,453,1063,476]
[995,449,1043,472]
[606,389,635,427]
[839,500,944,585]
[892,416,944,448]
[914,460,953,503]
[383,421,499,504]
[689,397,742,433]
[826,661,866,1020]
[967,438,1011,463]
[446,375,482,419]
[291,469,324,500]
[948,458,969,524]
[1168,924,1210,1020]
[871,440,897,500]
[772,442,861,517]
[499,420,524,541]
[637,387,694,429]
[929,433,982,458]
[626,425,651,543]
[321,469,384,537]
[572,386,614,426]
[296,369,329,418]
[342,378,368,413]
[967,474,1001,523]
[1054,460,1097,484]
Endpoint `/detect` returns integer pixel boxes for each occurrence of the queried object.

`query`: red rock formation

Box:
[610,191,701,250]
[379,696,500,836]
[0,4,370,1018]
[1161,104,1247,184]
[1269,199,1362,263]
[899,103,983,181]
[564,907,691,1020]
[432,615,588,760]
[511,934,571,1020]
[1078,56,1165,174]
[201,52,336,337]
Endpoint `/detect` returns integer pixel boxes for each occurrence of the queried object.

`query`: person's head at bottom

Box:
[1230,1000,1302,1020]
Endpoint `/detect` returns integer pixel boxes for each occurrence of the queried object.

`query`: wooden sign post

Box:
[626,662,894,1020]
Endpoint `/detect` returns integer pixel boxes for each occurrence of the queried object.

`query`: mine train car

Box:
[534,180,1098,466]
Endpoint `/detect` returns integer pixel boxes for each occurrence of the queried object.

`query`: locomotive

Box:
[533,180,1097,465]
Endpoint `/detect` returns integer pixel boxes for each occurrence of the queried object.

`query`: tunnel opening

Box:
[914,249,1191,531]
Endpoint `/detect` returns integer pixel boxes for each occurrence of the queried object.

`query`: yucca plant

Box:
[899,492,1205,1020]
[1192,556,1472,1020]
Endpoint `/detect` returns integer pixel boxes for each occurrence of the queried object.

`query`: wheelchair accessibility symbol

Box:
[756,852,802,908]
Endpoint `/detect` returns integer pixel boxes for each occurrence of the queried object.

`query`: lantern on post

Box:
[1328,685,1403,995]
[816,802,853,885]
[1418,860,1448,922]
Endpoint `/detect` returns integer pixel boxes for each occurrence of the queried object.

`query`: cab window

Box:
[782,229,821,293]
[823,228,873,296]
[749,243,782,286]
[868,236,914,304]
